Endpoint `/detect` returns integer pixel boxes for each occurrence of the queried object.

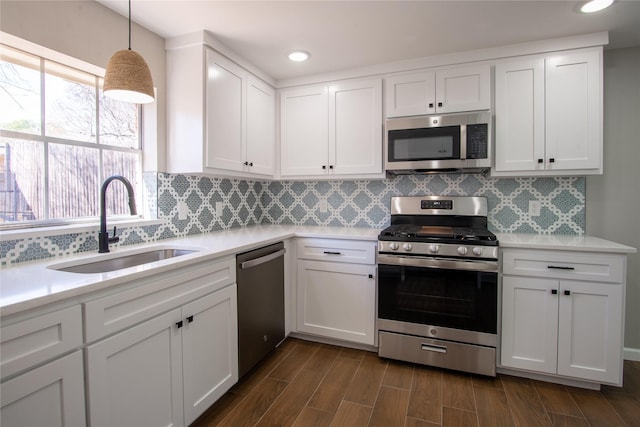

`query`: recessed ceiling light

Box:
[288,51,310,62]
[580,0,614,13]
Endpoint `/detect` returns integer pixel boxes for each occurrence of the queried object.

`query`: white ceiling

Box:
[98,0,640,81]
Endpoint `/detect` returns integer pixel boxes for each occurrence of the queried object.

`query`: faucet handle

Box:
[108,226,120,244]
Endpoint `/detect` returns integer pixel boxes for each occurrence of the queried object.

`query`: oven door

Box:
[377,255,498,338]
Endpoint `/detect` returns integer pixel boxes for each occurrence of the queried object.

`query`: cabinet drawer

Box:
[502,249,624,283]
[84,257,235,342]
[1,305,82,379]
[296,238,376,264]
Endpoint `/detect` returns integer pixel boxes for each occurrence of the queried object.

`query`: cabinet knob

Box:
[428,103,434,108]
[329,165,334,169]
[187,315,194,323]
[322,165,326,169]
[368,274,373,279]
[437,102,443,107]
[564,290,571,296]
[538,158,544,164]
[551,289,558,295]
[549,158,555,163]
[175,320,183,328]
[249,162,253,167]
[244,161,249,166]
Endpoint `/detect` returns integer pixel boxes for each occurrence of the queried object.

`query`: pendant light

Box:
[103,0,155,104]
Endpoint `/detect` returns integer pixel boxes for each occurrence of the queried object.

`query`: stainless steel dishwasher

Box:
[236,242,286,378]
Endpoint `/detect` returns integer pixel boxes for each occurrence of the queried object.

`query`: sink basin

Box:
[49,248,198,274]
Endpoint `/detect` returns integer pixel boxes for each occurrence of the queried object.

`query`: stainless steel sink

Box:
[49,248,198,274]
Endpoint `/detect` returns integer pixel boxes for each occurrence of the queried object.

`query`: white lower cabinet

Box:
[295,238,377,345]
[0,305,85,427]
[500,249,625,385]
[1,351,85,427]
[85,258,238,427]
[86,283,237,427]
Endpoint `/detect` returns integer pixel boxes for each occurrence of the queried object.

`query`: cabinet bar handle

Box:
[547,265,575,270]
[323,251,342,255]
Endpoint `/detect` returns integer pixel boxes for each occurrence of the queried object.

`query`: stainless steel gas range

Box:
[377,196,499,376]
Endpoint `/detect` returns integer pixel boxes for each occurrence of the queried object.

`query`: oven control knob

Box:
[402,243,413,252]
[429,244,440,253]
[457,246,468,255]
[472,247,483,256]
[389,242,399,251]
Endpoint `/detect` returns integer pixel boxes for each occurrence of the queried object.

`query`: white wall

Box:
[587,46,640,356]
[0,0,166,172]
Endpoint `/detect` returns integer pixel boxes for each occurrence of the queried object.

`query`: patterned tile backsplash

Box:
[1,172,585,266]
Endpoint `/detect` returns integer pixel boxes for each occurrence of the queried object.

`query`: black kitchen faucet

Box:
[98,175,138,253]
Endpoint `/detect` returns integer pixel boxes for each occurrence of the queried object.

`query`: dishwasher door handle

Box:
[239,248,286,270]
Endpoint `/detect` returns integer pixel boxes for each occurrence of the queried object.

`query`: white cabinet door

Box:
[494,58,545,172]
[557,281,623,384]
[500,276,558,374]
[545,50,601,171]
[246,75,275,176]
[87,309,184,427]
[297,260,376,345]
[1,351,85,427]
[385,65,490,118]
[182,285,238,426]
[493,48,602,176]
[329,79,382,175]
[205,49,245,173]
[385,71,435,117]
[435,65,491,114]
[280,85,329,176]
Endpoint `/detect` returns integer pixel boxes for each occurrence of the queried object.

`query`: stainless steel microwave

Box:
[384,111,491,174]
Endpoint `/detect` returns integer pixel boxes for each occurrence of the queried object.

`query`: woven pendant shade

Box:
[103,49,155,104]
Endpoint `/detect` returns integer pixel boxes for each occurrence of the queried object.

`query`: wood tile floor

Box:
[192,338,640,427]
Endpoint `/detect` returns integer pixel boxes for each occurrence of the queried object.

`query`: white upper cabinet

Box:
[385,64,491,118]
[280,85,329,177]
[167,42,275,179]
[280,78,383,179]
[494,48,602,176]
[246,75,276,176]
[205,50,245,173]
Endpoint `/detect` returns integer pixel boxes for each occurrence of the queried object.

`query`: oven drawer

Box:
[501,249,624,283]
[378,331,496,377]
[296,238,376,265]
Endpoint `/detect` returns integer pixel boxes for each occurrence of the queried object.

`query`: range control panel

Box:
[421,200,453,210]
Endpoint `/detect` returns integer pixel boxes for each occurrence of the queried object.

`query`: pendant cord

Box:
[128,0,132,50]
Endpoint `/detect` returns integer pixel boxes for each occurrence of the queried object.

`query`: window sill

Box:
[0,218,166,242]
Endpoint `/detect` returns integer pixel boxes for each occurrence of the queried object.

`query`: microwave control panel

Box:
[466,124,488,159]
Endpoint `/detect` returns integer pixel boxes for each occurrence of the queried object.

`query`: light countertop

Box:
[496,233,637,254]
[1,225,635,318]
[0,225,380,317]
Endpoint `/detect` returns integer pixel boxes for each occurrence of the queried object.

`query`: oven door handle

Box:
[378,254,498,272]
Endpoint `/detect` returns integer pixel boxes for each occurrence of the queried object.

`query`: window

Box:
[0,43,142,228]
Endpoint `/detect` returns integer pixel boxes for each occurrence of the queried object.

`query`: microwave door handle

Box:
[460,124,467,160]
